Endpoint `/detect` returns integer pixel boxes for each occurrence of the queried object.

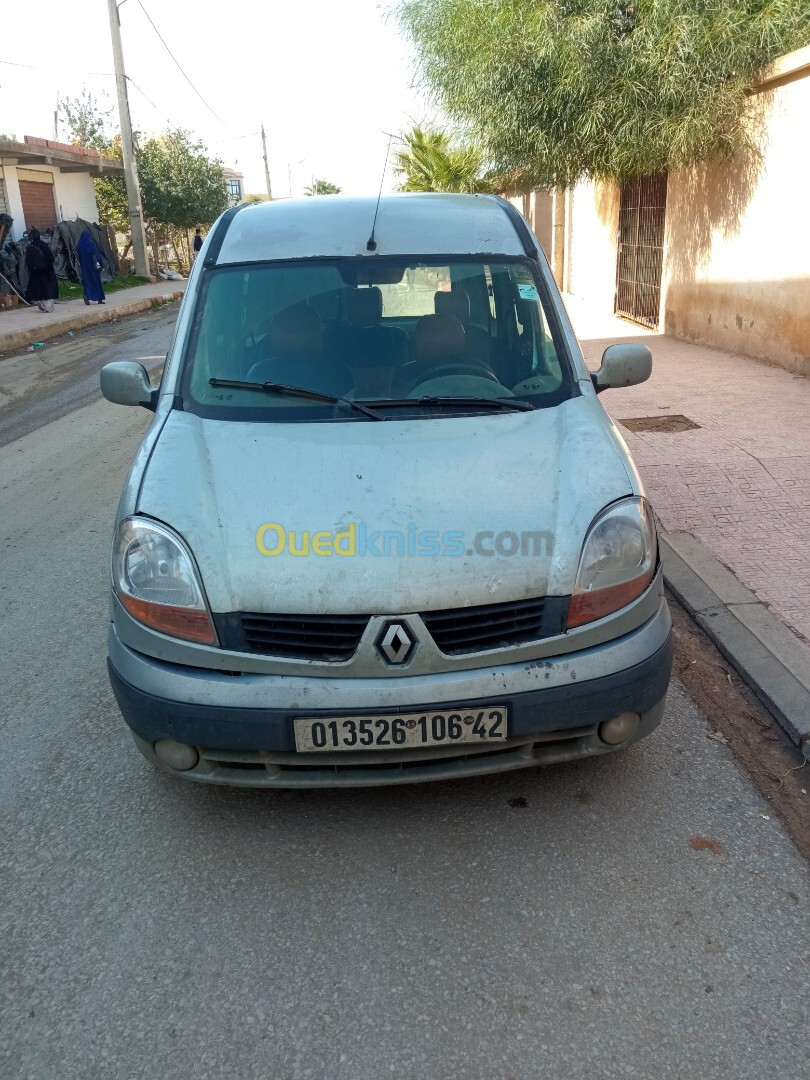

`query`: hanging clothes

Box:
[76,229,106,304]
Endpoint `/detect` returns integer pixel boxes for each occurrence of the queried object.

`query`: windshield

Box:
[180,257,575,420]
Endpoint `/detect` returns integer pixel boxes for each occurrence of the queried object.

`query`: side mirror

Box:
[100,361,157,410]
[591,344,652,393]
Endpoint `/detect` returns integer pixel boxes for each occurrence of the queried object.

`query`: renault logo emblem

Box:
[376,621,416,664]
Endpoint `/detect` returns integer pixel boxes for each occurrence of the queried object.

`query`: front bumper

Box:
[108,599,673,787]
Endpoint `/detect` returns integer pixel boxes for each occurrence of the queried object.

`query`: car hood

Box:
[137,398,635,614]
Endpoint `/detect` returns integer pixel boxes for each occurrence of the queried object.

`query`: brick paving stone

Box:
[566,294,810,656]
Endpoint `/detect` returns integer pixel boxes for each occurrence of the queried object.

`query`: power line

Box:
[208,131,260,146]
[135,1,237,133]
[0,58,114,77]
[125,76,172,127]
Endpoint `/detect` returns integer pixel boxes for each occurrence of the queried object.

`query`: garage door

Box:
[19,171,57,230]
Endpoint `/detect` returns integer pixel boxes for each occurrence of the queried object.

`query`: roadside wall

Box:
[661,46,810,374]
[507,45,810,374]
[506,189,554,260]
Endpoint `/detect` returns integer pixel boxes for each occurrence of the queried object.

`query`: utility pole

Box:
[106,0,149,278]
[261,124,273,201]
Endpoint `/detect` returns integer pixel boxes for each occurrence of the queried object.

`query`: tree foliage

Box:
[138,130,228,229]
[398,0,810,186]
[59,88,114,151]
[60,93,228,232]
[60,90,129,229]
[304,179,343,195]
[394,126,491,192]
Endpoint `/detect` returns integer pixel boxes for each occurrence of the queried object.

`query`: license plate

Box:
[294,707,509,752]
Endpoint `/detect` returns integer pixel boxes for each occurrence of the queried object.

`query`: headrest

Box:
[415,313,466,362]
[434,290,470,325]
[347,286,383,327]
[270,305,323,356]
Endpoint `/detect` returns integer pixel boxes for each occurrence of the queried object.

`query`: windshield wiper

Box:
[208,378,384,420]
[367,396,534,413]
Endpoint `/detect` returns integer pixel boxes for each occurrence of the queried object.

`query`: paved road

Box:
[1,313,807,1079]
[0,307,175,447]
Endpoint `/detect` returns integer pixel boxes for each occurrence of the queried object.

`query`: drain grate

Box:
[620,414,701,433]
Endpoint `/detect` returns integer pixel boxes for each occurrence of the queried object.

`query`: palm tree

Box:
[393,126,490,193]
[304,179,342,196]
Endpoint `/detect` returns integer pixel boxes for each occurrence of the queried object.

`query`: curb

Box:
[0,292,183,355]
[661,532,810,758]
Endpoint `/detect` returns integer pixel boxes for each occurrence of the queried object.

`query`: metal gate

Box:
[614,174,667,328]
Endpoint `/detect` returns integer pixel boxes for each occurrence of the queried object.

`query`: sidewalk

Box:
[564,293,810,662]
[0,280,185,356]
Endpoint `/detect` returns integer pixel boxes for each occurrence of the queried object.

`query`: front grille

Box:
[214,596,568,661]
[422,596,566,655]
[216,612,369,661]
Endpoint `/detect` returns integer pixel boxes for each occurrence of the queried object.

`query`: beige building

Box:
[509,45,810,375]
[223,167,244,205]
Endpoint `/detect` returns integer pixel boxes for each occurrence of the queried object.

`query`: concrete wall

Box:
[52,170,99,223]
[661,46,810,374]
[505,189,554,260]
[2,166,25,239]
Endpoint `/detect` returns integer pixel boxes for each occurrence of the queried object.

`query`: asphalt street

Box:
[1,311,807,1079]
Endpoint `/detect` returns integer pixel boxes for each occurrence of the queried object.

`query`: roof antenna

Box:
[366,134,393,251]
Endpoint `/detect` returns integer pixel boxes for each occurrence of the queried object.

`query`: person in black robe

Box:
[25,227,59,312]
[76,229,106,305]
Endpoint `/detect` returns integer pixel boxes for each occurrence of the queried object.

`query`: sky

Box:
[0,0,435,197]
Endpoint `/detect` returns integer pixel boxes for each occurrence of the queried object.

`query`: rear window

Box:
[180,257,574,420]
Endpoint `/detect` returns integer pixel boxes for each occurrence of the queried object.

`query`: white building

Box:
[0,136,125,239]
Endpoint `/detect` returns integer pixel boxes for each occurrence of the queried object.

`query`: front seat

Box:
[344,287,409,397]
[247,305,353,397]
[392,312,471,395]
[434,289,492,367]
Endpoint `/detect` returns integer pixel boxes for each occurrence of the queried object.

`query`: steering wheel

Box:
[408,362,499,392]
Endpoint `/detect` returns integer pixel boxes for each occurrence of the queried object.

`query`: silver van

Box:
[101,193,671,787]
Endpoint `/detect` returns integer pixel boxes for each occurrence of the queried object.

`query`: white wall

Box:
[52,170,100,223]
[1,165,25,240]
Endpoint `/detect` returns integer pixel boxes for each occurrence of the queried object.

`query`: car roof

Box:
[213,192,528,265]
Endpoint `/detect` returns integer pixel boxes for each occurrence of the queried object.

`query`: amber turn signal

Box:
[567,571,653,629]
[118,592,218,645]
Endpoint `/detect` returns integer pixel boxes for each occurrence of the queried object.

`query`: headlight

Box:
[112,517,217,644]
[567,498,657,628]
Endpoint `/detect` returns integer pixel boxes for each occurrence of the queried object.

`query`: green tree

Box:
[304,179,343,195]
[60,95,227,235]
[398,0,810,186]
[393,126,491,192]
[59,88,114,151]
[60,90,129,229]
[138,130,229,229]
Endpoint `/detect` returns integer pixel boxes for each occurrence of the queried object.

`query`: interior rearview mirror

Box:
[100,361,157,410]
[591,344,652,393]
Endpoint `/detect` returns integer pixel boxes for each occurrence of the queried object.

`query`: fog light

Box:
[599,712,640,745]
[154,739,199,771]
